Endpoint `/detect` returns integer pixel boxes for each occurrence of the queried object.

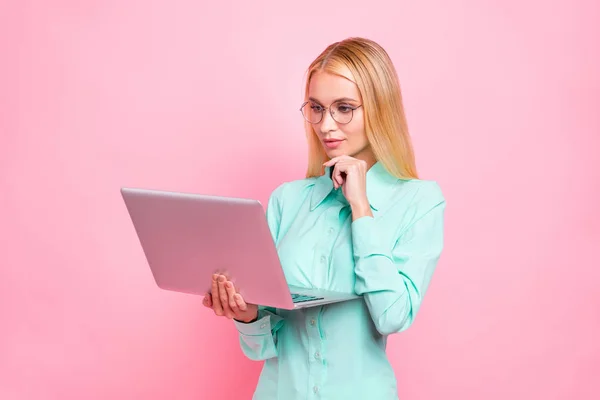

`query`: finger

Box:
[357,159,367,172]
[323,158,336,167]
[211,275,223,316]
[336,170,345,187]
[330,164,339,188]
[225,281,239,312]
[218,275,233,318]
[333,164,346,187]
[203,292,212,308]
[234,293,248,312]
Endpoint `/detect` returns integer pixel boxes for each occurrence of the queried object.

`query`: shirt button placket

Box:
[308,310,323,396]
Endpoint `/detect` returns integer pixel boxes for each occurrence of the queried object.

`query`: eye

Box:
[310,103,324,112]
[336,103,354,113]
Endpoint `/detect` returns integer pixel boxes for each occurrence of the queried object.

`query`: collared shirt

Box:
[233,161,446,400]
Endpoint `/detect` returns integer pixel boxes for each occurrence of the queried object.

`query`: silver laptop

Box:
[120,187,359,310]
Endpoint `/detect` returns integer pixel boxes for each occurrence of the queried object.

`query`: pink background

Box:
[1,1,599,399]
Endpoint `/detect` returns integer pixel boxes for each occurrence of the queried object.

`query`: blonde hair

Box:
[303,37,418,180]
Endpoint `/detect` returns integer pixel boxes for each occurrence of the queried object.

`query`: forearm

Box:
[354,251,424,335]
[351,203,444,336]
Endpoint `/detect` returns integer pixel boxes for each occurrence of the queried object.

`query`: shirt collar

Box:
[309,161,400,211]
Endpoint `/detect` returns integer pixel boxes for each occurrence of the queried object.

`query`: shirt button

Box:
[310,319,316,326]
[328,227,334,234]
[260,323,266,329]
[313,386,319,393]
[320,255,326,263]
[314,351,320,359]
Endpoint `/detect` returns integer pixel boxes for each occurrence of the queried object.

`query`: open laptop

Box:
[120,187,360,310]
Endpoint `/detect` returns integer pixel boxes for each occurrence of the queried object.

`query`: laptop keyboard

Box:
[291,293,324,303]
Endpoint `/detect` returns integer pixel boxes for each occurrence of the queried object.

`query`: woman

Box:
[203,37,445,400]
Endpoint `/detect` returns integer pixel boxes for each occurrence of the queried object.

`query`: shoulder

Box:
[384,178,446,226]
[397,179,445,208]
[267,176,319,205]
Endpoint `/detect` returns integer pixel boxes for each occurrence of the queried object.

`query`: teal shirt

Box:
[233,161,446,400]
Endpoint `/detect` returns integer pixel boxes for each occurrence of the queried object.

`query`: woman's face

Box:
[306,70,375,164]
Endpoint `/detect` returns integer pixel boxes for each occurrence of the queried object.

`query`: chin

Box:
[322,147,347,158]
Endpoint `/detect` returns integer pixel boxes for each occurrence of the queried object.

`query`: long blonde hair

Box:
[303,37,418,180]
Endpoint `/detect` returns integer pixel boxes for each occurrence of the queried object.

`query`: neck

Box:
[351,146,377,169]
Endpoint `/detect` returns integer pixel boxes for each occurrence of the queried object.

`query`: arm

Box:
[352,183,446,336]
[233,183,286,360]
[234,306,284,361]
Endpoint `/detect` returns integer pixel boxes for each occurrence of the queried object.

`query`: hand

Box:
[323,156,373,219]
[203,274,258,323]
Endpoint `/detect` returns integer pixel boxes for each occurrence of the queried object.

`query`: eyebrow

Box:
[308,97,359,104]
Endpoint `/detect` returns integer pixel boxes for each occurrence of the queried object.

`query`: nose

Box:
[320,108,337,133]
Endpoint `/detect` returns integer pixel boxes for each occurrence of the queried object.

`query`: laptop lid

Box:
[120,187,295,309]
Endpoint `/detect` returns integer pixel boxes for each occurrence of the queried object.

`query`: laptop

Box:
[120,187,360,310]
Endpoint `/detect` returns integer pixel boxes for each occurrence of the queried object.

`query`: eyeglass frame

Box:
[299,100,363,125]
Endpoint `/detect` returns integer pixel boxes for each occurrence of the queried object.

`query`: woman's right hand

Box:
[203,273,258,323]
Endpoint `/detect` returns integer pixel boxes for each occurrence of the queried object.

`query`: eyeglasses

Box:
[299,100,362,125]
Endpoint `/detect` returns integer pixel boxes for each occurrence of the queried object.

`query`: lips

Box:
[323,138,344,149]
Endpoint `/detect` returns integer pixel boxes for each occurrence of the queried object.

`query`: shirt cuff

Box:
[233,312,273,336]
[351,216,391,258]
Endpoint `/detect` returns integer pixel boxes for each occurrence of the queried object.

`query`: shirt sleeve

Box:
[233,183,287,360]
[351,181,446,336]
[233,306,285,360]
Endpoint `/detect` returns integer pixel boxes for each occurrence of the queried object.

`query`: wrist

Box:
[350,199,372,220]
[235,313,258,324]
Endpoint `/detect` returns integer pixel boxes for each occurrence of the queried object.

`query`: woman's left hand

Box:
[323,155,373,219]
